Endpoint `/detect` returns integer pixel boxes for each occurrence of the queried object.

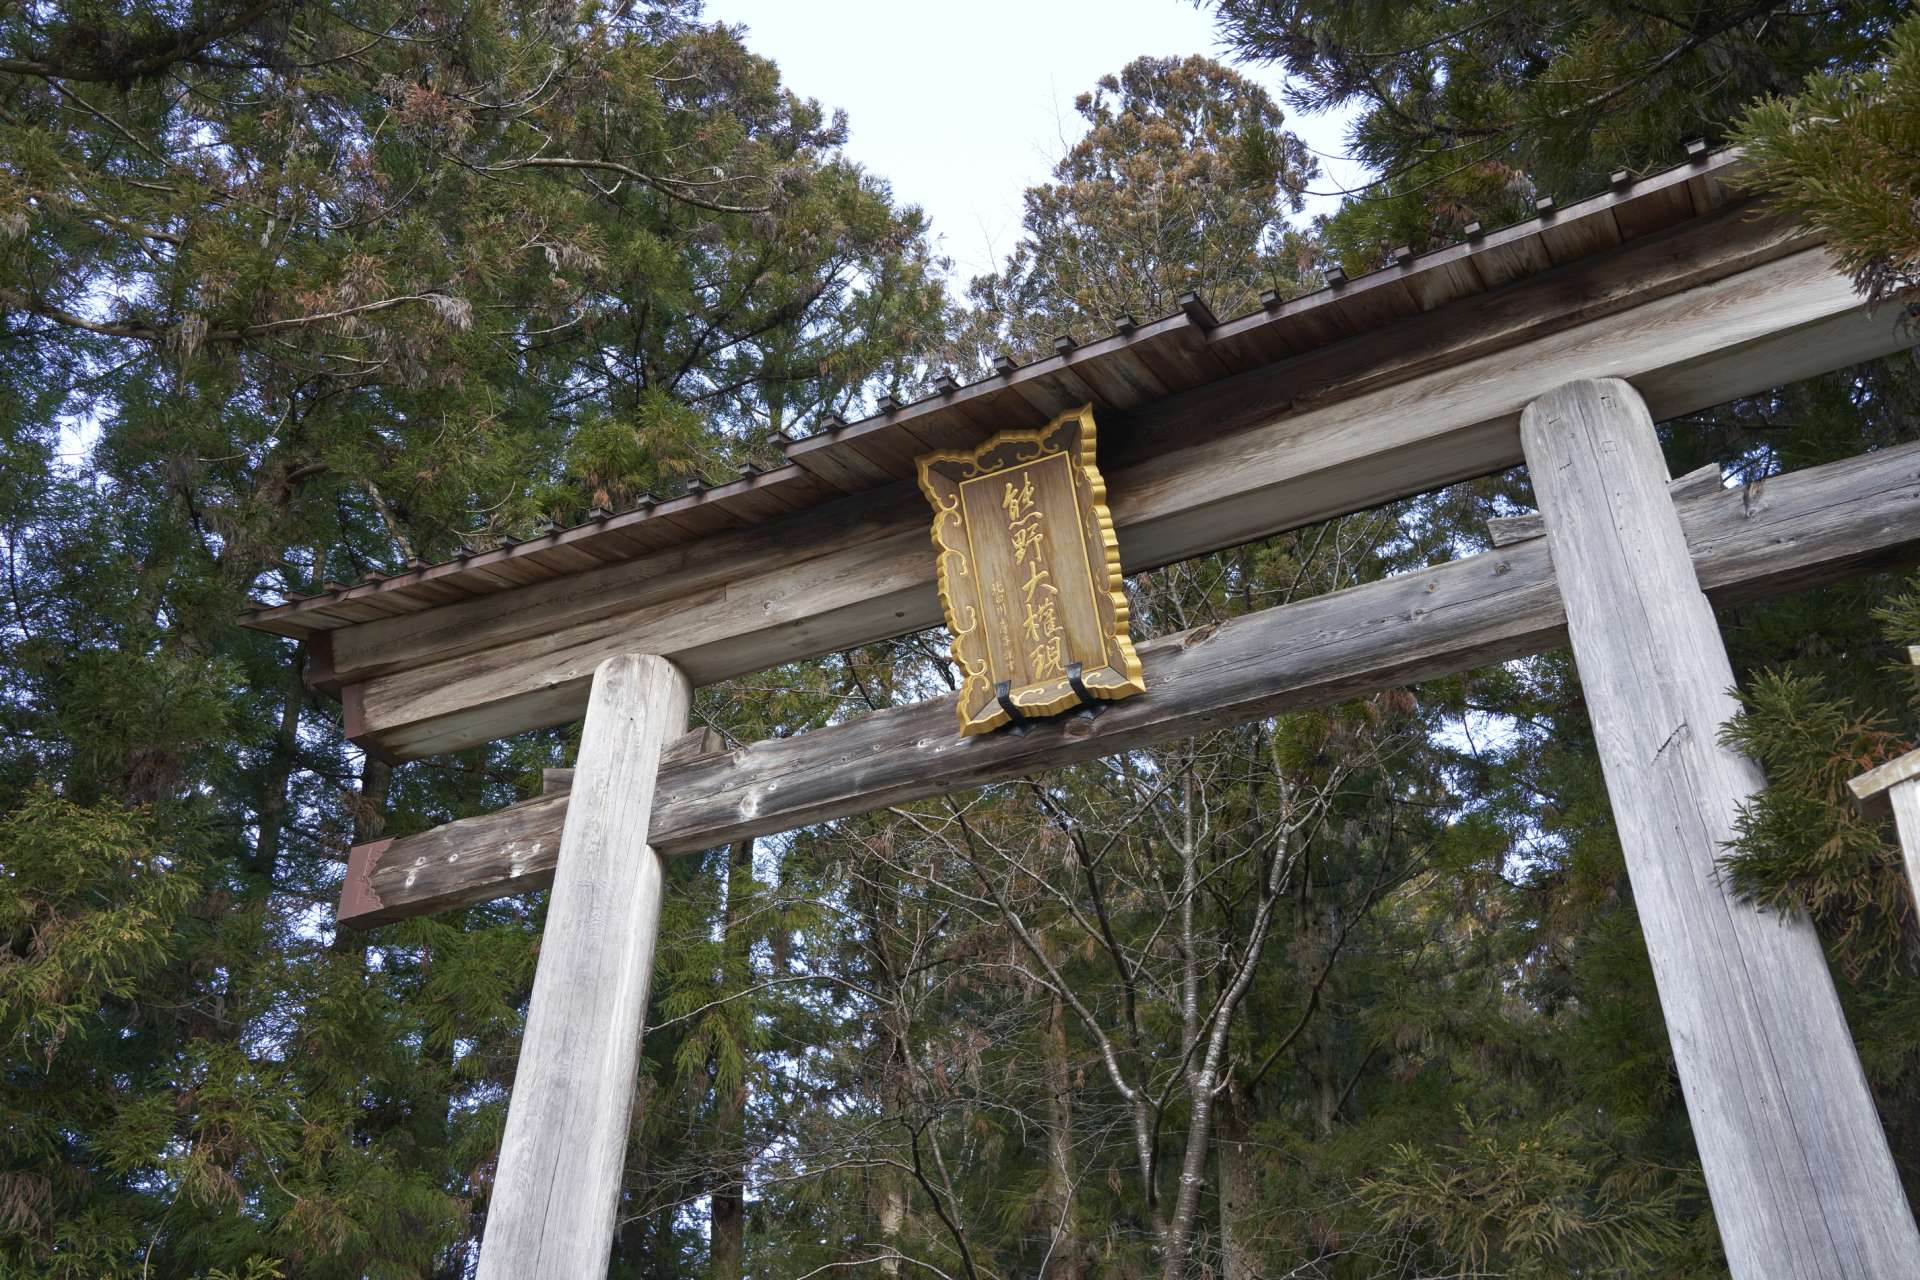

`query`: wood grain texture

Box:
[1849,746,1920,818]
[541,726,724,794]
[1521,378,1920,1280]
[1891,778,1920,919]
[338,438,1920,928]
[325,221,1782,694]
[1107,247,1876,576]
[348,238,1911,759]
[1487,463,1720,547]
[243,151,1751,643]
[474,655,691,1280]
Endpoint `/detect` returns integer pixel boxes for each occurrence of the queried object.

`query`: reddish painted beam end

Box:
[338,838,394,930]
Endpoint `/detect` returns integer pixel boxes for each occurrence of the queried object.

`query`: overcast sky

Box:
[705,0,1370,293]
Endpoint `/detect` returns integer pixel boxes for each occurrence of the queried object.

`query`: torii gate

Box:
[244,147,1920,1279]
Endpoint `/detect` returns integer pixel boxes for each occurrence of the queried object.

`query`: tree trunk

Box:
[352,754,392,845]
[710,839,752,1280]
[1216,1083,1259,1280]
[874,1176,907,1277]
[1288,836,1336,1280]
[853,864,910,1276]
[1159,1071,1221,1280]
[1302,824,1352,1142]
[1041,990,1083,1280]
[1285,830,1341,1280]
[250,668,304,878]
[332,754,392,954]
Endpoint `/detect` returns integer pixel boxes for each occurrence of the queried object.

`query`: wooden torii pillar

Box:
[1522,378,1920,1277]
[475,655,690,1278]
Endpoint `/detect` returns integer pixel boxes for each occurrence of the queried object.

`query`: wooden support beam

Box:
[1519,378,1920,1279]
[338,438,1920,928]
[1851,650,1920,912]
[541,726,723,794]
[1850,748,1920,820]
[1890,780,1920,914]
[337,223,1914,760]
[1855,759,1920,917]
[1485,462,1721,547]
[475,654,690,1279]
[335,725,725,918]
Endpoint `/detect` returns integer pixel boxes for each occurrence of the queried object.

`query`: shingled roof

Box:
[243,146,1744,642]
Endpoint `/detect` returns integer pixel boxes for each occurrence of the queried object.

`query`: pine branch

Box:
[0,2,275,84]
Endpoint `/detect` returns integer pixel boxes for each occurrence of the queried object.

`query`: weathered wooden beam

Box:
[540,726,723,795]
[1850,747,1920,820]
[1519,378,1919,1278]
[1851,650,1920,913]
[340,221,1914,759]
[339,439,1920,927]
[335,724,725,917]
[1486,462,1721,547]
[241,149,1750,646]
[1854,751,1920,918]
[1889,780,1920,915]
[475,654,690,1279]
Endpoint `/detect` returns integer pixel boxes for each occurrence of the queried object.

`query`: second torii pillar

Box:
[1522,377,1920,1278]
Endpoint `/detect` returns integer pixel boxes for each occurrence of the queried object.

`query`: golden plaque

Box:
[916,404,1146,736]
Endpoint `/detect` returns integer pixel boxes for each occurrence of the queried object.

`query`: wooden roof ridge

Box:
[242,144,1746,638]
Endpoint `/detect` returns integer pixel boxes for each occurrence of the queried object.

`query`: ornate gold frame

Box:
[916,403,1146,735]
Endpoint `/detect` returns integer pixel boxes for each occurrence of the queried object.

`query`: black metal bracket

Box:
[995,680,1033,735]
[995,668,1106,734]
[1067,662,1106,719]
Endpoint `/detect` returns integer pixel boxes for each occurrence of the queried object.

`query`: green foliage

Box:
[1215,1,1908,266]
[1719,662,1916,978]
[0,3,950,1275]
[1735,11,1920,313]
[204,1261,285,1280]
[7,3,1920,1278]
[1359,1109,1688,1277]
[962,55,1317,361]
[1708,566,1920,1221]
[0,789,196,1065]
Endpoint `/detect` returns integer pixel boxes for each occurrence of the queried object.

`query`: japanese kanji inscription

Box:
[916,404,1146,735]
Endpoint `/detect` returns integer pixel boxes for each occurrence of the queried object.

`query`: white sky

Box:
[705,0,1371,293]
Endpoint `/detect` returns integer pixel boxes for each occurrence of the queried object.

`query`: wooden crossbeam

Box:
[1851,747,1920,820]
[329,219,1914,760]
[1851,648,1920,917]
[339,439,1920,928]
[247,152,1750,647]
[1485,461,1723,546]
